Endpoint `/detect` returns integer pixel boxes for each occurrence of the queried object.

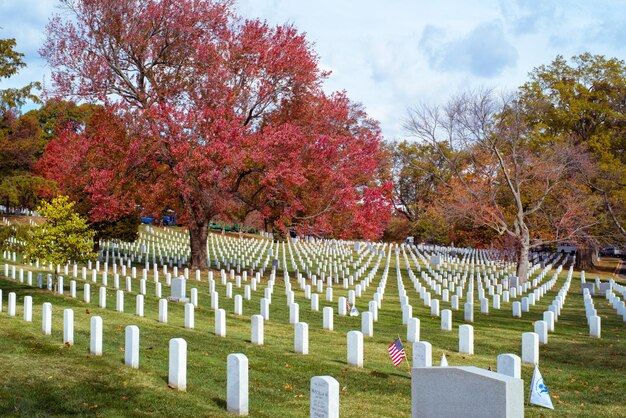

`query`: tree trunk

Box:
[92,239,101,254]
[516,230,530,283]
[189,222,208,270]
[576,244,598,270]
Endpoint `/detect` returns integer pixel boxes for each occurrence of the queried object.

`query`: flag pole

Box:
[527,366,535,406]
[397,335,411,375]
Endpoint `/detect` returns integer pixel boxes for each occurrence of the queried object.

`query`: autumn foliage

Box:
[39,0,391,267]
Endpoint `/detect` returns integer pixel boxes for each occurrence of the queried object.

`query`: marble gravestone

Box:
[169,277,189,303]
[411,366,523,418]
[581,283,594,296]
[310,376,339,418]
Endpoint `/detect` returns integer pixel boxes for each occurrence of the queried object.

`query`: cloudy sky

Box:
[2,0,626,140]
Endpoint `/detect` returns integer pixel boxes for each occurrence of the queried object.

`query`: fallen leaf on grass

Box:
[119,347,125,352]
[284,384,293,391]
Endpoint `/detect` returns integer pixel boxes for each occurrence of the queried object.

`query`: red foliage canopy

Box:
[39,0,391,267]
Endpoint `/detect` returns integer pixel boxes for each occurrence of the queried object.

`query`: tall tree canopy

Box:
[41,0,391,268]
[518,53,626,266]
[405,89,594,281]
[0,38,50,209]
[0,38,40,111]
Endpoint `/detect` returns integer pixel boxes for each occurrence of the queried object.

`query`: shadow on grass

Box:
[211,397,227,409]
[369,370,389,379]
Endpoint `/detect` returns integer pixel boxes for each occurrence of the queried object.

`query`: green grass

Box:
[0,246,624,417]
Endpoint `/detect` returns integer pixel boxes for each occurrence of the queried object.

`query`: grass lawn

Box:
[0,234,624,417]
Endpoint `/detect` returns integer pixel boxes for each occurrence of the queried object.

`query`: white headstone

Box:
[23,295,32,322]
[493,294,501,310]
[42,302,52,335]
[535,321,548,344]
[170,278,188,302]
[402,305,413,325]
[260,298,270,320]
[310,293,319,311]
[227,353,249,416]
[310,376,339,418]
[125,325,140,368]
[216,308,226,337]
[290,303,299,325]
[347,330,363,367]
[441,309,452,331]
[464,303,473,323]
[459,324,474,354]
[480,298,489,314]
[234,295,243,316]
[323,307,333,331]
[413,341,432,367]
[521,332,539,365]
[159,298,168,323]
[361,312,373,337]
[116,290,124,312]
[99,287,106,308]
[407,317,420,343]
[90,316,103,355]
[7,292,16,316]
[431,299,440,316]
[497,353,521,379]
[543,311,554,332]
[369,300,378,321]
[136,294,144,317]
[251,315,264,345]
[338,297,347,316]
[168,338,187,391]
[589,315,601,338]
[512,302,521,318]
[295,322,309,354]
[184,303,194,329]
[63,309,74,346]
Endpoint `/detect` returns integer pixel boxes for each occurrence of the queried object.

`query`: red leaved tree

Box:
[40,0,389,268]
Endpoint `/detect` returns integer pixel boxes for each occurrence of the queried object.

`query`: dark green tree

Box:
[519,53,626,267]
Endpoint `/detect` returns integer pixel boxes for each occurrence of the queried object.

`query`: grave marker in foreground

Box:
[411,366,523,418]
[310,376,339,418]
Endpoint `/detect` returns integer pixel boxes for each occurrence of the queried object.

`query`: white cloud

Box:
[2,0,626,141]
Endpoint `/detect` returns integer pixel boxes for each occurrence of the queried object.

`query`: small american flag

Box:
[346,300,351,312]
[388,338,406,367]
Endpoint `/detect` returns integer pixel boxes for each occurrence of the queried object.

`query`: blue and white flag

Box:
[529,366,554,410]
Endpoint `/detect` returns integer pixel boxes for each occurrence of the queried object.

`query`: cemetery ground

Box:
[0,227,625,417]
